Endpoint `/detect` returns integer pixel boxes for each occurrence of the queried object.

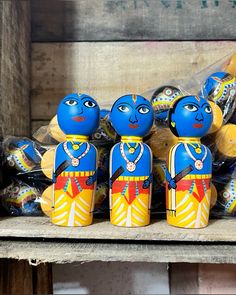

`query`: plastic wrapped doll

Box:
[4,137,42,173]
[166,95,213,228]
[51,93,100,226]
[0,179,42,216]
[201,72,236,123]
[151,86,183,126]
[109,94,154,227]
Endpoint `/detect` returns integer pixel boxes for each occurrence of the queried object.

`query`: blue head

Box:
[168,95,213,138]
[110,94,154,137]
[57,93,100,136]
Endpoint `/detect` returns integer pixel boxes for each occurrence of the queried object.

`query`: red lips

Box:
[193,123,203,128]
[129,124,139,129]
[72,116,85,122]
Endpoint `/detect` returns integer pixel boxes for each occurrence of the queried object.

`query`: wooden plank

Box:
[31,41,236,120]
[0,0,31,136]
[170,263,236,294]
[0,259,33,295]
[169,263,199,294]
[31,0,236,42]
[32,263,53,294]
[0,240,236,264]
[198,264,236,294]
[1,217,236,243]
[53,262,169,294]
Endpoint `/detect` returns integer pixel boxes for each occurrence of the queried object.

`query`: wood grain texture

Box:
[169,263,199,294]
[31,0,236,42]
[32,263,53,294]
[0,217,236,242]
[170,264,236,294]
[0,240,236,264]
[198,264,236,294]
[0,259,33,295]
[0,0,31,136]
[31,41,236,120]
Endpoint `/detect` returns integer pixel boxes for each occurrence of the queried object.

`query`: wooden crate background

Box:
[1,0,236,294]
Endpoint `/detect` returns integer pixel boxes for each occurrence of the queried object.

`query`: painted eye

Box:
[84,100,96,108]
[184,104,198,112]
[164,88,173,96]
[230,89,236,96]
[65,99,78,106]
[138,107,150,114]
[118,105,130,112]
[223,191,230,199]
[204,105,212,114]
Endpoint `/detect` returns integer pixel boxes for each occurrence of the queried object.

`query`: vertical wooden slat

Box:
[32,263,53,294]
[0,0,31,136]
[169,263,199,294]
[0,259,33,295]
[198,264,236,294]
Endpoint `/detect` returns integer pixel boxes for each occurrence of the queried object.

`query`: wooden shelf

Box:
[0,217,235,242]
[0,217,235,264]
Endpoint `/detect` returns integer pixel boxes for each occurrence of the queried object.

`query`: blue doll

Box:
[166,95,213,228]
[51,93,100,226]
[109,94,154,227]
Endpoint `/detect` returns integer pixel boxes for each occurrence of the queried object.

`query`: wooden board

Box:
[0,259,52,294]
[1,240,236,264]
[31,0,236,42]
[0,217,236,243]
[32,263,53,294]
[0,0,31,137]
[198,264,236,294]
[169,263,236,294]
[31,41,236,120]
[0,259,33,295]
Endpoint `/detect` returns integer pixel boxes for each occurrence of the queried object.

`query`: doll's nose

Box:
[129,113,138,123]
[195,111,203,121]
[76,107,83,114]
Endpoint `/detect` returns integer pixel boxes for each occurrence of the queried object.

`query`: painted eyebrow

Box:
[201,103,210,108]
[64,97,79,101]
[183,102,199,107]
[135,103,150,109]
[135,104,150,109]
[117,102,133,108]
[81,96,92,101]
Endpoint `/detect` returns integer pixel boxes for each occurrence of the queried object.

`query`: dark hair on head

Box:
[168,95,194,137]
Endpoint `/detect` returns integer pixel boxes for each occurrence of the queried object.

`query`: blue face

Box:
[57,93,100,136]
[110,94,154,137]
[169,95,213,138]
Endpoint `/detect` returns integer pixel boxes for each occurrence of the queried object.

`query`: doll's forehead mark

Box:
[132,94,137,105]
[195,95,200,102]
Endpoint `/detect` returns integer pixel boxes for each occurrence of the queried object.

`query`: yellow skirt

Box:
[110,176,151,227]
[51,171,95,227]
[167,175,211,229]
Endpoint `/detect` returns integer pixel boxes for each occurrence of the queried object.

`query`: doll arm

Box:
[142,173,153,189]
[86,170,97,186]
[52,159,70,183]
[165,168,177,189]
[109,166,124,188]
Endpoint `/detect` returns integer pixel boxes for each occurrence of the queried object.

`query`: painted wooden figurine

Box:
[109,94,154,227]
[166,95,213,228]
[51,93,100,226]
